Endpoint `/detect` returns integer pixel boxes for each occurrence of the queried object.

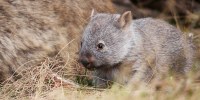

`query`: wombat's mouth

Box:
[82,63,107,71]
[84,63,96,70]
[80,60,122,71]
[84,63,120,71]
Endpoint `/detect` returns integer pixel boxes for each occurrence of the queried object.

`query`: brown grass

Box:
[1,56,200,100]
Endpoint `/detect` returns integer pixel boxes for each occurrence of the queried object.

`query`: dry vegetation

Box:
[0,0,200,100]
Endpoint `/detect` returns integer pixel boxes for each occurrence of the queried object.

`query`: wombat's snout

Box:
[79,54,95,70]
[80,59,90,68]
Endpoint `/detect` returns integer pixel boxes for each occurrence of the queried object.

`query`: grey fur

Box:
[79,11,194,88]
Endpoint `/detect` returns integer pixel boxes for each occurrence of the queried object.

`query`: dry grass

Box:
[1,59,200,100]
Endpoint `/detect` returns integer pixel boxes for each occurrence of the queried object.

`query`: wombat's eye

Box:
[97,43,104,50]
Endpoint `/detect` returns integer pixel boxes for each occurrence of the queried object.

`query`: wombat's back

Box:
[132,18,193,75]
[0,0,114,82]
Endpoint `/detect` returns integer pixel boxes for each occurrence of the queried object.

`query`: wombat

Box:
[79,11,194,88]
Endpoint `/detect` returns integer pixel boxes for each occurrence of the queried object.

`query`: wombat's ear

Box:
[90,9,98,18]
[116,11,132,29]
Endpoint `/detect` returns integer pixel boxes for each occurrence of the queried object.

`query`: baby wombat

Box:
[79,11,193,88]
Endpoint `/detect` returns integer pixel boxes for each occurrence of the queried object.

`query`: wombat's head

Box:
[79,11,133,70]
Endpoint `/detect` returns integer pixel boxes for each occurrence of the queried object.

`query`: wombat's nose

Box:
[80,59,90,67]
[79,55,95,69]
